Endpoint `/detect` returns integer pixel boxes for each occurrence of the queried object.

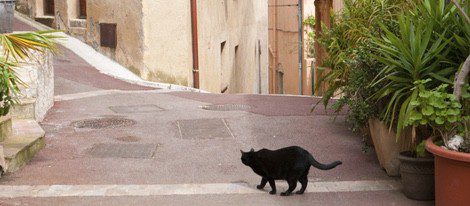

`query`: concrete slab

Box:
[177,119,233,140]
[87,144,156,159]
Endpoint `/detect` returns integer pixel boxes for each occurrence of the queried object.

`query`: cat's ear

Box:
[240,150,244,154]
[250,148,254,152]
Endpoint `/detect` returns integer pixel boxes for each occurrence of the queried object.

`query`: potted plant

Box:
[314,0,414,176]
[369,0,469,201]
[407,80,469,204]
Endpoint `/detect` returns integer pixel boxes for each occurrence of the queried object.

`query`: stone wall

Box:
[13,51,54,122]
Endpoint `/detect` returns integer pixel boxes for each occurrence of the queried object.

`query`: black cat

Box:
[240,146,342,196]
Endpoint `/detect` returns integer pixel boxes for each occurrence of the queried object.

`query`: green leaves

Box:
[369,0,466,139]
[405,80,466,141]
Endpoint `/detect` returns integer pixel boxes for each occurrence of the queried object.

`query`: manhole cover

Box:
[177,118,233,139]
[201,104,252,111]
[72,117,136,129]
[115,136,140,142]
[109,105,163,114]
[87,144,156,158]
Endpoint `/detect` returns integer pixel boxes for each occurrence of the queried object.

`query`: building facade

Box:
[16,0,269,94]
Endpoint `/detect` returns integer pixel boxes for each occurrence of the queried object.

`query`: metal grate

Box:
[72,117,135,129]
[109,105,163,114]
[201,104,252,111]
[100,23,117,48]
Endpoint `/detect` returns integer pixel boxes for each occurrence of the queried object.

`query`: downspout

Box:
[191,0,200,89]
[297,0,303,95]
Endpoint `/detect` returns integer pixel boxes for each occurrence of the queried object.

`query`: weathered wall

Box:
[196,0,268,93]
[141,0,192,86]
[86,0,145,76]
[141,0,268,93]
[12,51,54,122]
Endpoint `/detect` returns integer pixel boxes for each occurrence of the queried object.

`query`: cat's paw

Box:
[256,185,264,190]
[269,190,276,195]
[295,191,305,195]
[280,192,291,196]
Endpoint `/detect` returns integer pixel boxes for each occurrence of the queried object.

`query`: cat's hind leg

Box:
[280,178,297,196]
[296,174,308,194]
[257,177,268,189]
[268,179,276,195]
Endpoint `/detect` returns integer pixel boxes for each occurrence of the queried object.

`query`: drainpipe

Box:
[191,0,200,89]
[297,0,303,95]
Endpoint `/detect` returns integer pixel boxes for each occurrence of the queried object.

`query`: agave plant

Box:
[0,30,60,117]
[370,0,469,141]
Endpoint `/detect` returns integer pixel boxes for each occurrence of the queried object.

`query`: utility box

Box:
[0,0,16,33]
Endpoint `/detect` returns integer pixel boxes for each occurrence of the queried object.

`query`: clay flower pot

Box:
[425,137,470,206]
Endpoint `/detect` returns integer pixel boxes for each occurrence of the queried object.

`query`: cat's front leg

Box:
[257,177,268,189]
[268,179,276,195]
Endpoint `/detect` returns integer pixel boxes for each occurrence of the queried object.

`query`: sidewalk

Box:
[0,19,433,206]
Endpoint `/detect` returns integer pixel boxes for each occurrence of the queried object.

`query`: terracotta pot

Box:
[368,118,413,176]
[425,138,470,206]
[397,152,435,200]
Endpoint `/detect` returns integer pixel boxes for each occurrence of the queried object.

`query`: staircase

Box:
[0,116,45,175]
[0,51,53,176]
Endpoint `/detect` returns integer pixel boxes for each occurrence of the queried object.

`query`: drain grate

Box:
[72,117,136,129]
[115,136,141,142]
[201,104,252,111]
[109,105,164,114]
[87,143,156,159]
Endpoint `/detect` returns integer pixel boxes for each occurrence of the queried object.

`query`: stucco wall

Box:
[86,0,145,75]
[141,0,192,87]
[196,0,268,93]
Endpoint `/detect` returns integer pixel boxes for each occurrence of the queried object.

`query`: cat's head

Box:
[240,148,255,166]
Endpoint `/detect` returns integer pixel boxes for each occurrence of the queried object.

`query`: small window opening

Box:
[44,0,55,16]
[79,0,87,19]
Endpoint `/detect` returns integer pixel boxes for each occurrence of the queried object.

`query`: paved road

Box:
[0,18,434,206]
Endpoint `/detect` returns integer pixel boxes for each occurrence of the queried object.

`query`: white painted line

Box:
[54,89,172,102]
[0,180,400,198]
[14,12,209,93]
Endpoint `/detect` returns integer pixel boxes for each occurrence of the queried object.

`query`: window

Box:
[44,0,55,16]
[79,0,87,19]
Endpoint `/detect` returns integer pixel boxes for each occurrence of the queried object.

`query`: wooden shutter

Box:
[79,0,87,19]
[44,0,55,16]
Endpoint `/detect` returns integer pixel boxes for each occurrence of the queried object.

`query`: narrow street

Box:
[0,19,433,206]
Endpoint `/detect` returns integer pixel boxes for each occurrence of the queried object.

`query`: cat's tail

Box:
[309,155,342,170]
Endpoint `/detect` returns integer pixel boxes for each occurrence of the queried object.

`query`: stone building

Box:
[16,0,269,94]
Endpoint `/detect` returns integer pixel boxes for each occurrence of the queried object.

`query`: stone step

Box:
[69,19,86,28]
[0,119,45,173]
[10,98,36,120]
[35,16,55,28]
[0,116,12,142]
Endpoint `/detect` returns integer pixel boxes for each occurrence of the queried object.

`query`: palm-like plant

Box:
[0,30,60,116]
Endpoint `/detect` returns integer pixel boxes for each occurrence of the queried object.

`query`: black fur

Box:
[240,146,342,196]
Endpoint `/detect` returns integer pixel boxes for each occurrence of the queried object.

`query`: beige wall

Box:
[86,0,145,75]
[16,0,269,94]
[141,0,192,87]
[195,0,268,93]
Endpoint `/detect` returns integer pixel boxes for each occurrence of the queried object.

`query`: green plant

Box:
[303,15,316,58]
[406,80,469,150]
[315,0,412,133]
[369,12,455,139]
[0,31,60,116]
